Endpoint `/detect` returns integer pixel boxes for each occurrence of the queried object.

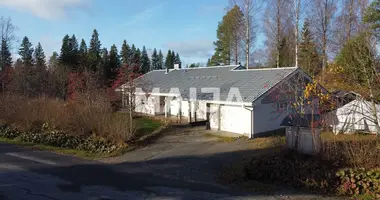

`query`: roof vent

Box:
[165,68,169,74]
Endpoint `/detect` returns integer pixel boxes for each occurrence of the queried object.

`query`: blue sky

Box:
[0,0,229,65]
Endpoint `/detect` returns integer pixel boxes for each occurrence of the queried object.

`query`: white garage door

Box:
[220,105,251,135]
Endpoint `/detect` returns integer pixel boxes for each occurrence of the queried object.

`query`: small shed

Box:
[327,99,380,134]
[281,114,322,155]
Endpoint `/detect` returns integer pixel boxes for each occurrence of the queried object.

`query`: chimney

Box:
[174,63,181,70]
[165,68,169,74]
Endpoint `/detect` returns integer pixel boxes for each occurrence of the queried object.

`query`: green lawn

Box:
[321,131,378,142]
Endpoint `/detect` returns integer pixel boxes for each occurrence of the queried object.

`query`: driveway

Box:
[0,126,340,200]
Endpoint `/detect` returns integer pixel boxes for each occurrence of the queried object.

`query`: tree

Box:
[140,46,151,74]
[212,5,244,65]
[78,39,88,70]
[158,50,164,70]
[312,0,338,82]
[364,0,380,40]
[171,50,176,67]
[189,63,201,68]
[59,34,71,66]
[108,44,120,85]
[100,47,109,83]
[0,17,16,71]
[18,36,34,66]
[151,48,159,70]
[165,50,173,69]
[239,0,263,68]
[206,58,211,66]
[174,53,181,65]
[34,42,46,68]
[335,32,380,135]
[48,52,59,69]
[299,19,321,76]
[132,47,141,73]
[88,29,101,72]
[0,39,12,70]
[69,34,79,70]
[121,40,131,65]
[264,0,291,68]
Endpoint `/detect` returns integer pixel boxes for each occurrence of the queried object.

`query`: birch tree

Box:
[311,0,337,82]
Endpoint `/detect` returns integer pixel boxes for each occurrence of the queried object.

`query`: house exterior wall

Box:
[209,104,251,137]
[253,101,288,134]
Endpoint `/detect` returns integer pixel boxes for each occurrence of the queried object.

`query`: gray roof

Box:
[132,65,298,103]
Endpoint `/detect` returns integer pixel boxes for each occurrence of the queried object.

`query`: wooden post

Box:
[178,100,182,123]
[188,100,192,123]
[194,101,197,122]
[217,104,221,131]
[164,96,168,118]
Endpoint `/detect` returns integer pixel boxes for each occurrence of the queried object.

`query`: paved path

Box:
[0,127,340,200]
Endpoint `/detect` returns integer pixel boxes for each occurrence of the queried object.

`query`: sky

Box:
[0,0,229,66]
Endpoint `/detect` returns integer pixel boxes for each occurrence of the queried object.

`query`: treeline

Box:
[0,23,182,98]
[207,0,379,78]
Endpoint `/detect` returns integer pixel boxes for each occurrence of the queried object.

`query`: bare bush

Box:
[0,93,135,142]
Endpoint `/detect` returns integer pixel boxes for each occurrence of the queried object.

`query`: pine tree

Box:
[88,29,101,72]
[140,46,151,73]
[364,0,380,39]
[158,50,164,70]
[78,39,88,71]
[120,40,131,65]
[165,50,172,69]
[299,19,321,76]
[0,39,12,70]
[18,36,34,66]
[34,42,46,68]
[151,48,160,70]
[130,44,136,63]
[108,44,120,84]
[59,34,70,66]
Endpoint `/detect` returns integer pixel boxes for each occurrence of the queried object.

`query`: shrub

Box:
[336,168,380,198]
[0,94,135,142]
[0,125,126,154]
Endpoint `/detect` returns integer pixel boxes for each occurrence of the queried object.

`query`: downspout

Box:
[243,103,255,139]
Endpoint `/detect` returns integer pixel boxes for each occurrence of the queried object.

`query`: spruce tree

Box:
[101,47,109,83]
[151,48,159,70]
[299,19,321,76]
[34,42,46,68]
[158,50,164,70]
[88,29,101,72]
[0,39,12,70]
[59,34,70,66]
[78,39,88,71]
[165,50,172,69]
[206,58,211,67]
[69,34,79,70]
[171,50,176,68]
[140,46,151,74]
[132,47,141,73]
[120,40,131,65]
[108,44,120,84]
[18,36,34,66]
[175,53,181,66]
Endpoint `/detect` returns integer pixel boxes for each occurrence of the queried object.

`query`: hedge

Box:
[0,125,126,154]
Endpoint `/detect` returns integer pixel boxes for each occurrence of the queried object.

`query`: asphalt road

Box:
[0,142,275,200]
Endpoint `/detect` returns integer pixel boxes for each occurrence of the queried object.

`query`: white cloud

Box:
[165,39,214,59]
[0,0,90,20]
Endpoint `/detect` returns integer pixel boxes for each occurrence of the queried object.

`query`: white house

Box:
[117,65,317,138]
[327,99,380,134]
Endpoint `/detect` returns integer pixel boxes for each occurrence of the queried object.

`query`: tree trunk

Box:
[245,2,250,69]
[276,0,281,68]
[295,0,300,68]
